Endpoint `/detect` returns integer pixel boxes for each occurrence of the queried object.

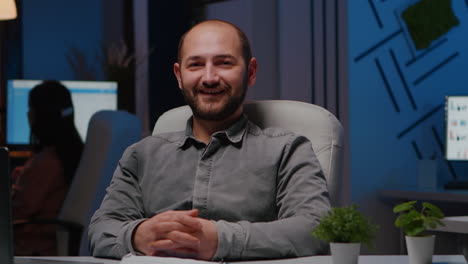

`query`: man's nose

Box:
[202,65,220,88]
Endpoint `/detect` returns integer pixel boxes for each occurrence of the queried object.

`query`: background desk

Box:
[16,255,467,264]
[379,188,468,204]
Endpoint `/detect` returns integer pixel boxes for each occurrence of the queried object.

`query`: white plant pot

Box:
[405,235,435,264]
[330,242,361,264]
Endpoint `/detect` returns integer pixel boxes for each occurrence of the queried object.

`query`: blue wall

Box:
[349,0,468,252]
[22,0,103,80]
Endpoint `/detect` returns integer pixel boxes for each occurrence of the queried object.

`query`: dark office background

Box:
[1,0,468,255]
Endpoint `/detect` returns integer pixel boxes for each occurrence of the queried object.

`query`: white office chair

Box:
[153,100,345,206]
[57,110,142,256]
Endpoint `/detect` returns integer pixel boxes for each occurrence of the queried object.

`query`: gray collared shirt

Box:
[89,115,330,260]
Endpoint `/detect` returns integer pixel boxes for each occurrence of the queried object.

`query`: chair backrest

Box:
[58,110,142,255]
[153,100,345,206]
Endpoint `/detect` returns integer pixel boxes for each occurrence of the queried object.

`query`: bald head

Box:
[177,20,252,65]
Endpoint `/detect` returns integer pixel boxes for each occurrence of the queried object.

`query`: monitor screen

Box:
[6,80,118,145]
[445,95,468,160]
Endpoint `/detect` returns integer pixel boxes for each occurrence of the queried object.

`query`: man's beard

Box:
[181,78,248,121]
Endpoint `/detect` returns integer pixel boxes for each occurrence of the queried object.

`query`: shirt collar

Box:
[176,114,249,148]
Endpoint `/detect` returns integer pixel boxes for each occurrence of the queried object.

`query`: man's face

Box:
[174,23,257,121]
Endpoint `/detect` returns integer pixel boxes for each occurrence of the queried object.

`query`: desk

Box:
[9,150,32,159]
[437,216,468,234]
[379,188,468,204]
[15,255,467,264]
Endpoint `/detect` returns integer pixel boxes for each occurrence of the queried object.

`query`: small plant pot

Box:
[330,242,361,264]
[405,235,435,264]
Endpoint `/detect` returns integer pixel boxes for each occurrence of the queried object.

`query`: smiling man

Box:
[88,20,330,261]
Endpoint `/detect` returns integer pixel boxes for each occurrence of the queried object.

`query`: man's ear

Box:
[247,57,258,86]
[173,62,183,89]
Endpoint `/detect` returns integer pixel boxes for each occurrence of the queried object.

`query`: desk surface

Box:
[379,188,468,203]
[435,216,468,234]
[16,255,468,264]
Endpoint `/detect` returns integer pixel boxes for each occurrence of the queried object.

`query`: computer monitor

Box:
[6,80,118,146]
[445,95,468,161]
[444,95,468,189]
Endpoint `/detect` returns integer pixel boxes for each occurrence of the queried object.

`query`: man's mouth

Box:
[199,89,224,95]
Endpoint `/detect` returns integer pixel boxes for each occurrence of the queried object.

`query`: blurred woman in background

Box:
[12,80,84,256]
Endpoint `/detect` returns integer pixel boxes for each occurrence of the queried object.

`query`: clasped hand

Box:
[132,209,218,260]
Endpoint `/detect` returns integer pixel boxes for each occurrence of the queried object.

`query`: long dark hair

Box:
[28,81,84,185]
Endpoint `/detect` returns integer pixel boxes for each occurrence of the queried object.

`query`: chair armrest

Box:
[13,218,83,255]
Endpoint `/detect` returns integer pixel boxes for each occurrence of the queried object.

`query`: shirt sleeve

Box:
[212,135,331,261]
[88,145,147,259]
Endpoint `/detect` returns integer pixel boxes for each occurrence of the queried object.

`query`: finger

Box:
[150,239,181,251]
[150,235,198,251]
[157,209,198,219]
[175,214,202,229]
[150,233,200,250]
[166,230,200,247]
[184,209,199,217]
[156,222,200,233]
[151,210,202,231]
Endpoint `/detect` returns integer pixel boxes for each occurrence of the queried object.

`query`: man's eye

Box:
[188,63,201,67]
[222,61,233,65]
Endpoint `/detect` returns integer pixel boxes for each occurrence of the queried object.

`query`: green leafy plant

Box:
[311,205,378,249]
[393,201,445,237]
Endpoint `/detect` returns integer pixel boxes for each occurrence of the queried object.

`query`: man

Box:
[89,20,330,261]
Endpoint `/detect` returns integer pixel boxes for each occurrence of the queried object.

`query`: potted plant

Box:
[393,200,445,264]
[311,205,378,264]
